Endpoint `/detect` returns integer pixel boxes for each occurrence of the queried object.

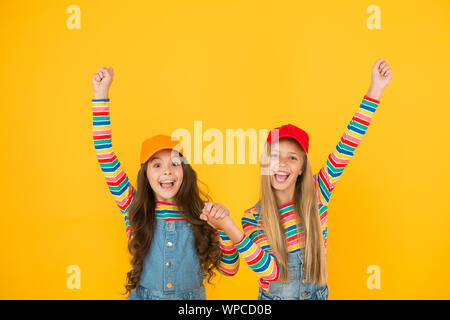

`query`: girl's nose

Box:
[278,157,288,166]
[162,165,173,175]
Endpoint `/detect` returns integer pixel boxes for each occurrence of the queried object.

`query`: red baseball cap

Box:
[266,123,309,153]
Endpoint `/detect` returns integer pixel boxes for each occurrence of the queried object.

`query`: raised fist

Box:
[92,67,114,99]
[371,58,392,90]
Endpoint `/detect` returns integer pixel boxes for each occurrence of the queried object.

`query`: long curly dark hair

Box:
[120,154,221,297]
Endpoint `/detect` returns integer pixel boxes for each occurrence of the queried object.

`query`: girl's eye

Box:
[172,161,181,166]
[289,156,297,160]
[153,163,161,168]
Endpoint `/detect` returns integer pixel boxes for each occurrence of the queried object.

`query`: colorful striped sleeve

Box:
[314,95,380,247]
[233,208,280,283]
[216,229,240,276]
[92,98,135,241]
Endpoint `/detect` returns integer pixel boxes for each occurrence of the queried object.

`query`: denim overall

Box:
[257,248,328,300]
[250,201,328,300]
[126,218,206,300]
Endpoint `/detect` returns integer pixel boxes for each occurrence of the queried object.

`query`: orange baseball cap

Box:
[140,134,184,164]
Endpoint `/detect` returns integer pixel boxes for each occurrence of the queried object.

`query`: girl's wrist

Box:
[219,218,244,243]
[93,91,109,100]
[219,216,234,230]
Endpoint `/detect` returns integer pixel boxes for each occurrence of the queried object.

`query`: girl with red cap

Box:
[91,67,239,300]
[201,57,393,300]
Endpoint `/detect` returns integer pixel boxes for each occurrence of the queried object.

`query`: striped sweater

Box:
[233,95,381,292]
[154,201,187,220]
[91,98,239,277]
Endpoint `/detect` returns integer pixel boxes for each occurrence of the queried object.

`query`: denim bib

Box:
[127,218,206,300]
[257,249,329,300]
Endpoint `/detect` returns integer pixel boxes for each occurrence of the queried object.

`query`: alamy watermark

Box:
[168,120,280,175]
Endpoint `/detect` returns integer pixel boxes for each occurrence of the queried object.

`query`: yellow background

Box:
[1,0,449,299]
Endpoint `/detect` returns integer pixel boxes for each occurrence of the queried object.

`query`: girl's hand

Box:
[367,57,393,100]
[371,57,393,89]
[92,67,114,100]
[200,202,230,229]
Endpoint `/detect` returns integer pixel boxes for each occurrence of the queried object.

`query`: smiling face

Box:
[146,149,184,204]
[268,138,305,203]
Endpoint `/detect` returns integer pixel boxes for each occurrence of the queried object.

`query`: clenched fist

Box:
[200,202,232,230]
[92,67,114,100]
[366,57,393,101]
[371,57,392,90]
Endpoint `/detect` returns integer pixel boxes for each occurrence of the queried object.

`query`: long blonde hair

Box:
[259,141,327,285]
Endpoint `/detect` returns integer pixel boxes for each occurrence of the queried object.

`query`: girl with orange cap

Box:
[201,57,393,300]
[91,67,239,300]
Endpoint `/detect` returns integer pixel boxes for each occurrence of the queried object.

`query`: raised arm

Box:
[92,67,135,240]
[315,57,393,207]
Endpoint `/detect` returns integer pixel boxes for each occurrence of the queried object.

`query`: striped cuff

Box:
[217,228,231,242]
[363,95,380,104]
[233,234,249,251]
[92,98,110,102]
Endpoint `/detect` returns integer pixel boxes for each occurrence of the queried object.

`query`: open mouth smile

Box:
[159,179,176,190]
[273,171,290,184]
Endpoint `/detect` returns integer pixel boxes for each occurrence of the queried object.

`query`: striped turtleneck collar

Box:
[155,201,185,221]
[278,200,294,213]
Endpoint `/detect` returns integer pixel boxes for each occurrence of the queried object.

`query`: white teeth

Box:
[274,171,289,176]
[160,178,175,187]
[274,172,290,183]
[160,181,174,189]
